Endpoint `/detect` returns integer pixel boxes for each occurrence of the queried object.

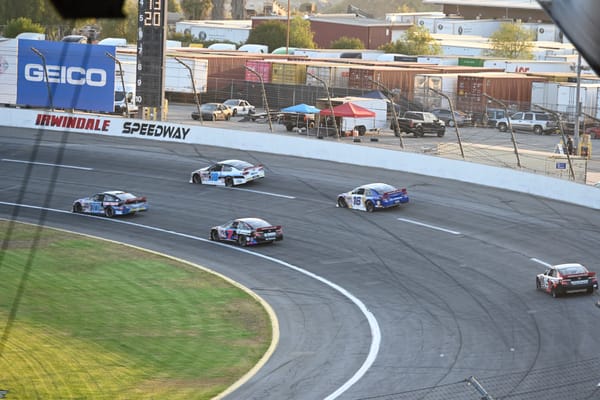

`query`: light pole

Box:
[286,0,291,55]
[428,87,465,159]
[174,56,202,124]
[30,47,53,111]
[367,77,404,149]
[244,65,273,132]
[484,94,521,168]
[534,104,576,180]
[306,71,338,138]
[105,51,129,118]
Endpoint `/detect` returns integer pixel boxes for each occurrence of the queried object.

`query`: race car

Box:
[209,217,283,246]
[337,183,409,212]
[536,263,598,298]
[72,190,148,217]
[190,159,265,186]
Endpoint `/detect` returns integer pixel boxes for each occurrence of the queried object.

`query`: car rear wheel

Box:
[533,125,543,135]
[536,278,541,289]
[225,177,233,187]
[337,197,347,208]
[551,287,558,298]
[104,207,115,218]
[498,123,508,132]
[73,202,82,213]
[365,200,375,212]
[232,109,237,116]
[192,173,202,184]
[447,120,455,127]
[237,235,247,247]
[210,230,219,241]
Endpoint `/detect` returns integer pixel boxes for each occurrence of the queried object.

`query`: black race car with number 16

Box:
[210,218,283,246]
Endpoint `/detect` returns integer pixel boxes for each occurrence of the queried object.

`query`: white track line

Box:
[397,217,462,235]
[227,187,296,199]
[2,158,93,171]
[0,201,380,399]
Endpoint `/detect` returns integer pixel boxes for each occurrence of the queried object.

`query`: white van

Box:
[207,43,236,51]
[238,44,268,53]
[98,37,127,47]
[114,84,138,116]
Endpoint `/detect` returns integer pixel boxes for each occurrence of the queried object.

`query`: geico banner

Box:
[17,39,115,112]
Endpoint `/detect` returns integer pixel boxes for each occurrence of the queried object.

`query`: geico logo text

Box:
[24,64,107,87]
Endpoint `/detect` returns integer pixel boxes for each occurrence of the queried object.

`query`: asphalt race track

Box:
[1,126,600,400]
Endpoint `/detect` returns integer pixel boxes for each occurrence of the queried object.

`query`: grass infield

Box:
[0,220,272,399]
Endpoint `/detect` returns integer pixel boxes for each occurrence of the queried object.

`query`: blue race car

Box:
[72,190,148,217]
[337,183,409,212]
[190,159,265,187]
[209,217,283,246]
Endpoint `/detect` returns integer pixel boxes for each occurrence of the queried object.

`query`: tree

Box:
[331,36,364,49]
[379,25,441,55]
[289,16,315,49]
[246,21,287,52]
[180,0,212,20]
[488,22,535,59]
[3,17,45,38]
[97,0,138,42]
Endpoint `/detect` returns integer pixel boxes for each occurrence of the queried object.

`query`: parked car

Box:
[496,111,558,135]
[189,159,265,186]
[72,191,148,217]
[191,103,233,121]
[392,111,445,137]
[209,217,283,246]
[430,108,472,127]
[61,35,88,43]
[536,263,598,298]
[337,183,409,212]
[223,99,255,116]
[484,108,507,128]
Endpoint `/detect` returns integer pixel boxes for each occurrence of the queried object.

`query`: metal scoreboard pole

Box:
[136,0,167,120]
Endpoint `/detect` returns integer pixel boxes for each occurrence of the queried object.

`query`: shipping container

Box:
[434,19,503,37]
[531,81,560,111]
[458,57,485,67]
[348,66,438,96]
[271,61,307,85]
[413,73,460,109]
[417,55,459,66]
[482,59,574,74]
[305,63,350,88]
[456,73,546,114]
[556,83,600,115]
[245,60,272,83]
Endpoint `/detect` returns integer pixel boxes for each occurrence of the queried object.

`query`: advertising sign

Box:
[17,39,115,112]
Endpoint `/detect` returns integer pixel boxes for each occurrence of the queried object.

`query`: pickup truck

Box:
[391,111,445,137]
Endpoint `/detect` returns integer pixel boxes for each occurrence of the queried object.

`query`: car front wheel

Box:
[365,200,375,212]
[210,230,219,241]
[73,202,82,213]
[498,123,508,132]
[237,235,247,247]
[337,197,347,208]
[533,125,543,135]
[192,173,202,184]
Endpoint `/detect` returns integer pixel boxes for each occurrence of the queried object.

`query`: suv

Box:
[430,108,472,127]
[496,111,558,135]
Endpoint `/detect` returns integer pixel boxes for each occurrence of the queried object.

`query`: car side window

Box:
[524,113,533,121]
[222,166,232,172]
[230,221,239,229]
[212,164,222,172]
[93,194,103,201]
[512,112,523,120]
[356,188,365,195]
[364,189,372,196]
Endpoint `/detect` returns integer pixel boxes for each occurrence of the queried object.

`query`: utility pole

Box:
[174,56,202,124]
[429,87,465,159]
[245,66,273,132]
[534,104,576,180]
[367,77,404,149]
[306,71,339,138]
[484,94,521,168]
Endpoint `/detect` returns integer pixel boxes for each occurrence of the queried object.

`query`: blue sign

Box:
[17,39,115,112]
[556,162,567,169]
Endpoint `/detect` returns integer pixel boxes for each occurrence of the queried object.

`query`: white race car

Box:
[190,159,265,186]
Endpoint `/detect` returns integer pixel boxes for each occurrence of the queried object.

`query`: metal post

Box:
[429,87,465,159]
[534,104,576,181]
[105,51,129,118]
[30,47,53,111]
[306,71,339,138]
[286,0,291,55]
[367,77,404,149]
[484,94,521,168]
[244,66,273,132]
[574,52,582,153]
[174,56,202,124]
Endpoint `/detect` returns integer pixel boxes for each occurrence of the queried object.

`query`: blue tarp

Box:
[362,91,388,100]
[281,103,320,113]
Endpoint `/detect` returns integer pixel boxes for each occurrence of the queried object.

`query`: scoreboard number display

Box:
[136,0,167,108]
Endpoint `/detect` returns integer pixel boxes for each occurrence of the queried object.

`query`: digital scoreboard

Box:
[136,0,167,108]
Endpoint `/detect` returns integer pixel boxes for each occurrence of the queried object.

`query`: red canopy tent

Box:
[319,102,376,117]
[319,102,376,136]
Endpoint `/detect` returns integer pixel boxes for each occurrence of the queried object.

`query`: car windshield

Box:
[201,104,217,111]
[243,218,271,229]
[115,192,137,201]
[227,160,253,169]
[366,183,396,193]
[558,265,587,275]
[223,100,240,106]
